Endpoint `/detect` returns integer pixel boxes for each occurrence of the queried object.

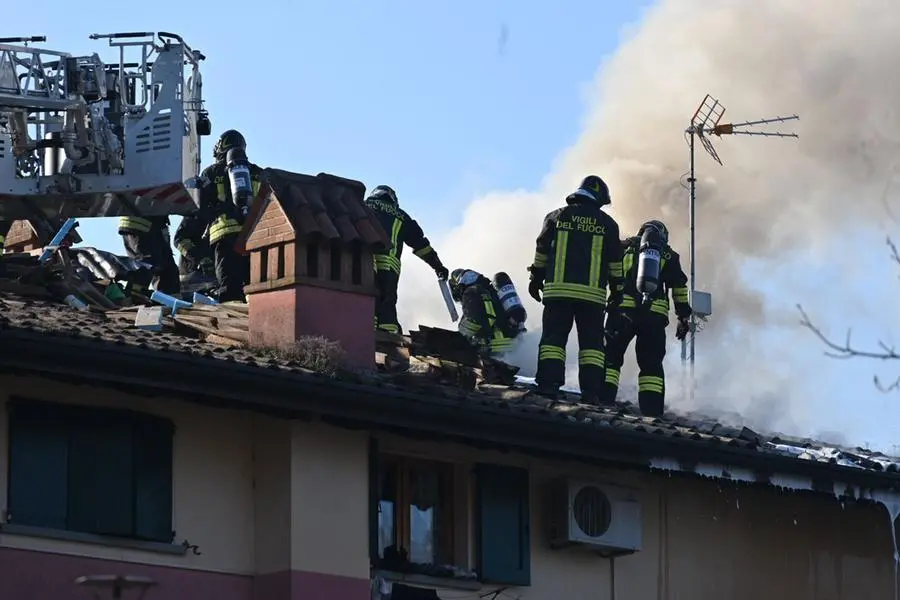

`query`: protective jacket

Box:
[458,282,516,354]
[178,161,264,247]
[366,198,443,274]
[118,215,171,237]
[618,237,692,320]
[530,196,623,305]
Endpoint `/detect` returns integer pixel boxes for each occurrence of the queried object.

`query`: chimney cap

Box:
[238,169,390,253]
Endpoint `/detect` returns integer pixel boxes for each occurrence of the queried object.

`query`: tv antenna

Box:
[681,94,799,396]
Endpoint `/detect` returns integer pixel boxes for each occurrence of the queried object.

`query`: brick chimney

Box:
[2,219,82,254]
[238,169,389,369]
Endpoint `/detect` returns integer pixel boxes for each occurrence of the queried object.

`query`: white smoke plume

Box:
[395,0,900,444]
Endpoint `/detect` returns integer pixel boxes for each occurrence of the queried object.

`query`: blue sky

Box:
[15,0,900,451]
[31,0,650,248]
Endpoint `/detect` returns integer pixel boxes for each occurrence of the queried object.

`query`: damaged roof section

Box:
[238,169,390,253]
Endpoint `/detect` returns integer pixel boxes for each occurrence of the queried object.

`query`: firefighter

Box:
[366,185,449,334]
[191,129,263,302]
[174,217,215,288]
[601,220,692,417]
[449,268,524,358]
[527,175,624,404]
[117,215,181,296]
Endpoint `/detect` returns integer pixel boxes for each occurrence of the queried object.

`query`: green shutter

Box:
[6,400,69,529]
[368,436,380,563]
[133,414,175,542]
[67,408,134,536]
[475,463,531,586]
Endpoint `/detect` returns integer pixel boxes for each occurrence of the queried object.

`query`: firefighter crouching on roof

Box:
[190,129,263,302]
[117,214,181,297]
[528,175,624,404]
[173,218,215,289]
[449,268,527,358]
[365,185,449,335]
[601,220,691,417]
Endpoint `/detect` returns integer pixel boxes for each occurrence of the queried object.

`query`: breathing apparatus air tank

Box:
[226,147,254,216]
[636,225,663,306]
[492,271,527,332]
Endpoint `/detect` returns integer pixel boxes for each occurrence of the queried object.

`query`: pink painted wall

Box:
[248,285,375,369]
[0,548,370,600]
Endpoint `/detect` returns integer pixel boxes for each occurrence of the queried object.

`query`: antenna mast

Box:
[682,94,799,398]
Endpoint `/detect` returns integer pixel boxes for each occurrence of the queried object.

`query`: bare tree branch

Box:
[797,304,900,361]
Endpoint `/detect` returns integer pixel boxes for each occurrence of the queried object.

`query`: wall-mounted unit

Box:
[547,479,642,554]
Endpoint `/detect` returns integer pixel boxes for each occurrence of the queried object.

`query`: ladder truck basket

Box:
[0,32,211,221]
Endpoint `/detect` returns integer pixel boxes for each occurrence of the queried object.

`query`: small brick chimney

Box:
[238,169,389,369]
[2,220,40,253]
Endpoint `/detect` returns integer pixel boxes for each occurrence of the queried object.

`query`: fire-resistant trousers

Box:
[534,299,606,401]
[121,230,181,296]
[374,268,402,334]
[602,309,668,416]
[212,234,249,302]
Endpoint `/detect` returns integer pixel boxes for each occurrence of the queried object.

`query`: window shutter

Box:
[133,414,175,542]
[475,463,531,586]
[6,400,69,530]
[67,408,134,536]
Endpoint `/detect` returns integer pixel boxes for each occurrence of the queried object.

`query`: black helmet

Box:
[640,219,669,245]
[570,175,611,206]
[367,185,399,205]
[448,268,480,301]
[213,130,247,162]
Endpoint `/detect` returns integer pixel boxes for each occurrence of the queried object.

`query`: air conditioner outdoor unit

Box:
[547,479,642,554]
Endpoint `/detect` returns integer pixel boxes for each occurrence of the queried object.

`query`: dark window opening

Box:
[306,243,319,278]
[259,247,269,282]
[351,243,363,285]
[6,398,175,543]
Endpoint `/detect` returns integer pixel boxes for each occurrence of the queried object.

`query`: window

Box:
[5,398,175,544]
[369,440,532,587]
[375,454,454,567]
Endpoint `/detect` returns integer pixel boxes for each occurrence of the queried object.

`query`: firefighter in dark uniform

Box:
[189,129,263,302]
[117,214,181,296]
[174,217,215,286]
[601,220,691,416]
[527,175,624,403]
[449,268,520,357]
[366,185,449,334]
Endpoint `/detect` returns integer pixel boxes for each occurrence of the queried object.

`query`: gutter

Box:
[2,329,899,492]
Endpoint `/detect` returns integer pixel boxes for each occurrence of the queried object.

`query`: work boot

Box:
[533,384,558,400]
[639,395,664,418]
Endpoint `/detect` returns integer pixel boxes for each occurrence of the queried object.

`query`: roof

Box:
[2,290,899,495]
[238,169,390,253]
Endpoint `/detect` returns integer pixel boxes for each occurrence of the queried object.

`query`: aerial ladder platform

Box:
[0,32,211,226]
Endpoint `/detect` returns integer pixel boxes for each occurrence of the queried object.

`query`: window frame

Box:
[375,453,456,568]
[4,397,176,546]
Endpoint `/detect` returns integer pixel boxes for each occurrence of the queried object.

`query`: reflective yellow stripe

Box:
[673,286,689,302]
[209,215,243,242]
[605,368,620,385]
[538,345,566,361]
[532,251,548,269]
[551,230,568,283]
[374,254,401,273]
[388,218,402,258]
[119,216,152,232]
[459,319,480,335]
[578,349,605,368]
[216,182,226,201]
[650,298,670,315]
[588,234,603,288]
[377,323,400,334]
[620,295,637,309]
[638,375,665,393]
[413,244,433,258]
[609,260,623,279]
[252,180,261,196]
[623,251,634,275]
[543,282,607,304]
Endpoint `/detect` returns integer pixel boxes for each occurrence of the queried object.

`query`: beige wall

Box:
[0,375,897,599]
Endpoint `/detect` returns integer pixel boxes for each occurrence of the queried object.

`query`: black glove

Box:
[528,278,543,302]
[675,317,691,341]
[199,257,215,277]
[435,265,449,281]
